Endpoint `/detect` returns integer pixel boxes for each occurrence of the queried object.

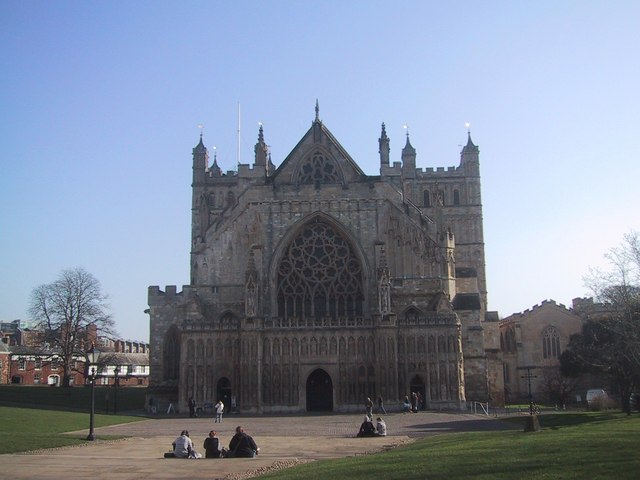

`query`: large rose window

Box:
[277,218,363,320]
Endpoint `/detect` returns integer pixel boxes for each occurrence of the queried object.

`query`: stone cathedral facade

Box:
[148,105,503,414]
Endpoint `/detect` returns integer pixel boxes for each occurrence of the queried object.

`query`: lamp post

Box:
[518,366,538,415]
[85,345,100,441]
[113,365,121,415]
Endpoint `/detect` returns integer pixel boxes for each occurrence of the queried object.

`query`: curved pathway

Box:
[1,411,517,480]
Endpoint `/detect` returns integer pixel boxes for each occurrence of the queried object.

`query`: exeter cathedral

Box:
[148,104,503,414]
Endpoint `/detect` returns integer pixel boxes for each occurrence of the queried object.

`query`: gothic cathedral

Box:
[148,104,503,413]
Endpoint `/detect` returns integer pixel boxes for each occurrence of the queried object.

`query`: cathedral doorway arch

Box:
[306,369,333,412]
[216,377,232,407]
[410,374,426,411]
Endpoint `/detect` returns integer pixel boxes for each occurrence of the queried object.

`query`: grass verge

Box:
[0,406,143,453]
[259,413,639,480]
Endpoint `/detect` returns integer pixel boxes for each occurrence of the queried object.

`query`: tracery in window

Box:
[277,218,363,320]
[542,326,561,359]
[298,152,341,185]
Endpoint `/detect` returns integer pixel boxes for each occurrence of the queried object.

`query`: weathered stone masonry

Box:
[148,106,502,413]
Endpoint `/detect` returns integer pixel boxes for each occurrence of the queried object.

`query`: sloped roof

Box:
[271,119,366,184]
[98,351,149,366]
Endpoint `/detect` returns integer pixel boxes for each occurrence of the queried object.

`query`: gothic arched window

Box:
[226,191,235,208]
[453,189,460,206]
[277,218,363,320]
[404,307,421,324]
[163,327,180,381]
[542,326,561,359]
[423,190,431,207]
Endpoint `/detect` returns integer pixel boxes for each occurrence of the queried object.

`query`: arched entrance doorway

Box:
[410,374,426,410]
[306,369,333,412]
[216,377,232,408]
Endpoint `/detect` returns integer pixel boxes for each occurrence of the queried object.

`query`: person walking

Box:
[376,395,387,414]
[214,399,224,423]
[365,397,373,417]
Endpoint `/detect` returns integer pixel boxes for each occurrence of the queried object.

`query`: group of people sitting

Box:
[356,415,387,437]
[167,426,259,459]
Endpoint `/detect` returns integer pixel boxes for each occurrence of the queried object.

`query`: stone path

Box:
[0,411,517,480]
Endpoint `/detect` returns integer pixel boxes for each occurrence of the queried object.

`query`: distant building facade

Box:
[500,300,585,404]
[498,297,619,405]
[0,320,149,386]
[148,105,502,414]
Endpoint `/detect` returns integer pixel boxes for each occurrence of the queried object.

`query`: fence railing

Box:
[470,401,489,416]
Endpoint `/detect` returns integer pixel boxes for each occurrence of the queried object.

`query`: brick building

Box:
[1,321,149,387]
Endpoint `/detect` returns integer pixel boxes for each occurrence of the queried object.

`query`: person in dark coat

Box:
[188,397,196,418]
[203,430,222,458]
[228,426,259,458]
[357,415,377,437]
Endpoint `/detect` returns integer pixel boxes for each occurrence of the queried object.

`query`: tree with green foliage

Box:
[561,231,640,413]
[29,267,115,387]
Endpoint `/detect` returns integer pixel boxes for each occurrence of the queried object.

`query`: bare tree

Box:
[29,267,115,387]
[572,231,640,412]
[539,366,579,408]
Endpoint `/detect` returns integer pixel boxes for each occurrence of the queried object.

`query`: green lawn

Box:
[1,405,637,479]
[0,406,143,453]
[260,413,640,480]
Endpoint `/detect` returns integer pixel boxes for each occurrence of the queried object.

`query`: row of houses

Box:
[0,320,149,387]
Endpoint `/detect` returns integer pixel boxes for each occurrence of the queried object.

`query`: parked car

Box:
[586,389,608,409]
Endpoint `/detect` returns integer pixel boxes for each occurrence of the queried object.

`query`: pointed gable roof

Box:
[271,110,366,187]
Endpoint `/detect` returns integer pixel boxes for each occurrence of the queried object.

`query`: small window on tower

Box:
[423,190,430,207]
[453,190,460,206]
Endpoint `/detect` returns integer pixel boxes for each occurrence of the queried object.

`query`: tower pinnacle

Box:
[379,122,390,167]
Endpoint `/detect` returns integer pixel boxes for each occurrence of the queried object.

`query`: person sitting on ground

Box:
[227,425,259,458]
[376,417,387,436]
[172,430,200,458]
[203,430,222,458]
[357,415,377,437]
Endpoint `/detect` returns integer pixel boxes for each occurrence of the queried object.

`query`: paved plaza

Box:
[1,411,518,480]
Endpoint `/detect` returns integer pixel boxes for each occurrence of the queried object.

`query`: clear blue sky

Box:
[1,1,639,341]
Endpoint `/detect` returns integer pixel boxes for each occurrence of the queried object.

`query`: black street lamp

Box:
[518,366,538,415]
[85,345,100,441]
[113,365,121,415]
